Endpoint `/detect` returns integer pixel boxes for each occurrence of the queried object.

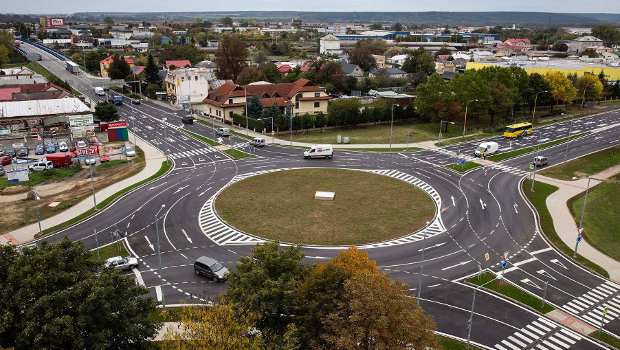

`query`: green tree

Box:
[215,34,248,81]
[225,242,307,347]
[94,102,118,121]
[237,66,266,85]
[327,99,362,126]
[0,45,9,68]
[545,71,577,106]
[220,16,234,27]
[160,45,204,65]
[391,22,403,31]
[103,16,114,26]
[369,23,383,30]
[144,53,161,84]
[84,50,107,75]
[349,40,383,72]
[575,73,604,104]
[401,49,435,85]
[0,240,159,350]
[414,73,454,121]
[592,25,620,47]
[526,73,553,114]
[108,54,131,80]
[246,95,263,118]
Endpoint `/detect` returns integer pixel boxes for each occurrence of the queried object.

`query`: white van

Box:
[94,87,106,96]
[216,128,230,137]
[474,141,499,157]
[304,145,333,159]
[251,137,266,147]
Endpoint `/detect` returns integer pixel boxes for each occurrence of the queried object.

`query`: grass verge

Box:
[488,134,583,162]
[540,145,620,180]
[223,148,253,160]
[522,179,609,278]
[340,147,421,153]
[436,132,497,147]
[467,272,554,313]
[568,174,620,262]
[215,168,435,245]
[179,128,220,146]
[436,335,484,350]
[35,159,172,238]
[0,165,82,190]
[91,241,129,265]
[591,330,620,349]
[446,161,482,173]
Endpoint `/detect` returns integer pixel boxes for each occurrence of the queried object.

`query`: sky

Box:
[3,0,620,14]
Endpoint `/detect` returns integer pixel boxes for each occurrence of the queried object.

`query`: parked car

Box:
[29,160,53,171]
[0,155,12,166]
[35,144,45,155]
[4,148,16,158]
[251,137,266,147]
[194,256,229,282]
[58,141,69,152]
[100,155,110,162]
[84,157,97,165]
[76,140,87,148]
[531,156,549,168]
[216,128,230,137]
[124,146,136,157]
[131,98,141,105]
[303,144,333,159]
[0,167,5,176]
[16,147,28,157]
[104,256,139,271]
[45,143,57,154]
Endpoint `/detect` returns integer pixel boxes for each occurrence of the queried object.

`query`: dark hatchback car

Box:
[194,256,229,282]
[35,144,46,155]
[181,115,194,124]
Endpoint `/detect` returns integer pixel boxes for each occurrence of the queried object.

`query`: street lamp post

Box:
[154,204,166,268]
[90,164,97,210]
[33,191,42,235]
[531,90,548,124]
[466,274,499,347]
[438,120,455,141]
[417,220,430,304]
[389,104,396,151]
[457,99,479,156]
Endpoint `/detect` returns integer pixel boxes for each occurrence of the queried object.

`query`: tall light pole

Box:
[244,86,249,130]
[90,164,97,210]
[33,191,42,235]
[457,99,479,156]
[417,220,430,304]
[531,90,548,124]
[467,274,499,347]
[438,120,455,141]
[389,103,396,151]
[154,204,166,268]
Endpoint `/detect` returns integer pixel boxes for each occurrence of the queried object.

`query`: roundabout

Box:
[213,168,436,246]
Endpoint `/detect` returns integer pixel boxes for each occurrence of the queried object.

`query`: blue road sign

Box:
[500,259,508,269]
[577,234,583,243]
[457,158,466,165]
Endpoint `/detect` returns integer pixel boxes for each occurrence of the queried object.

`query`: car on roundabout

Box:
[194,256,229,282]
[104,256,139,271]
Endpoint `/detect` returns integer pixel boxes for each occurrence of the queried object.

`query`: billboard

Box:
[46,17,65,27]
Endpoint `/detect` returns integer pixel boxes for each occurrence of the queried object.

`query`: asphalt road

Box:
[21,41,620,349]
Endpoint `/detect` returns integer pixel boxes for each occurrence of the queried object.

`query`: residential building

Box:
[0,83,69,102]
[319,34,342,56]
[165,68,211,106]
[388,54,409,67]
[99,55,135,78]
[340,62,364,78]
[497,38,532,56]
[165,60,192,70]
[565,36,605,54]
[198,79,331,122]
[372,54,387,68]
[368,67,407,79]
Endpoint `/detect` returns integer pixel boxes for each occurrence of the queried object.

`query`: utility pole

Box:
[90,164,97,210]
[417,221,430,304]
[531,90,548,124]
[154,204,166,268]
[389,104,396,151]
[457,99,479,156]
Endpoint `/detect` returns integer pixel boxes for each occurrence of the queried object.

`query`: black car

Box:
[194,256,229,282]
[181,115,194,124]
[4,149,16,158]
[17,147,29,157]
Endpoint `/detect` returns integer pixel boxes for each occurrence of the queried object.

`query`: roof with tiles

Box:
[203,79,321,106]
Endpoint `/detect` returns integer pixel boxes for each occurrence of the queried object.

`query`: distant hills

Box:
[66,11,620,26]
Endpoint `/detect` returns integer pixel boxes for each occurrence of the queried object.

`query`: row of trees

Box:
[414,65,612,127]
[164,243,438,350]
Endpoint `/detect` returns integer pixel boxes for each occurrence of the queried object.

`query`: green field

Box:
[287,121,480,145]
[468,272,554,313]
[590,330,620,349]
[223,148,253,160]
[446,161,482,173]
[569,174,620,262]
[214,168,435,245]
[522,179,609,277]
[488,134,583,162]
[540,145,620,180]
[0,165,83,190]
[91,240,129,265]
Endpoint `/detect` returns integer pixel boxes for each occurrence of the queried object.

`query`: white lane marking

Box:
[513,203,519,214]
[513,257,537,267]
[174,185,189,194]
[198,186,212,197]
[132,268,145,286]
[441,260,472,271]
[126,222,131,229]
[530,247,553,255]
[155,285,162,301]
[181,229,193,244]
[427,283,441,288]
[418,242,446,252]
[480,198,487,210]
[550,259,568,269]
[144,236,155,251]
[451,195,456,207]
[398,153,408,158]
[149,181,167,190]
[520,278,542,290]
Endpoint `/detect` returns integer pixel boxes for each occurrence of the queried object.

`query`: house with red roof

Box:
[99,55,136,78]
[165,60,192,70]
[197,79,331,122]
[498,38,532,56]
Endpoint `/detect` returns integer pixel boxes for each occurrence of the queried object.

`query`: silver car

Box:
[104,256,139,271]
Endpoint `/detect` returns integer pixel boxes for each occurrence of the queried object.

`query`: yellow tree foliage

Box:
[544,71,577,105]
[575,73,604,102]
[161,303,262,350]
[322,270,440,350]
[324,246,379,275]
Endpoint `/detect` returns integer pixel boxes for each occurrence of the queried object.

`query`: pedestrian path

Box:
[197,168,446,248]
[494,317,583,350]
[563,281,620,328]
[168,147,216,160]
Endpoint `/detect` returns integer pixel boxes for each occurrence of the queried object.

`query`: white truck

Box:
[94,87,106,96]
[304,145,333,159]
[474,141,499,157]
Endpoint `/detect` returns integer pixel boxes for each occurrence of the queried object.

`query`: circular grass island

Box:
[214,168,436,246]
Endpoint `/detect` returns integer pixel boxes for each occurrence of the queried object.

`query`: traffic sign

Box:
[529,163,535,170]
[484,253,490,261]
[577,234,583,243]
[500,259,508,269]
[457,158,466,165]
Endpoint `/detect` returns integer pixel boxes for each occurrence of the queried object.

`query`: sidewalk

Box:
[536,167,620,282]
[0,133,167,246]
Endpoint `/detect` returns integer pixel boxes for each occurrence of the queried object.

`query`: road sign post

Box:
[574,229,583,258]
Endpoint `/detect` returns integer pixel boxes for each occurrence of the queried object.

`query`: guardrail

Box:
[22,39,68,61]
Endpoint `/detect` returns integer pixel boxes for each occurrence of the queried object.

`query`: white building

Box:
[387,54,409,67]
[319,34,342,56]
[165,68,212,106]
[566,36,605,54]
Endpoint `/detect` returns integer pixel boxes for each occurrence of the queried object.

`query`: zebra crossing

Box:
[169,147,217,160]
[197,168,446,247]
[563,281,620,328]
[433,148,530,177]
[494,317,583,350]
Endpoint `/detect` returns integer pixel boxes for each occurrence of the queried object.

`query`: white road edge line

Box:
[132,267,145,287]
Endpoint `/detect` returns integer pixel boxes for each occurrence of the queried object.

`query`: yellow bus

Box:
[503,122,533,138]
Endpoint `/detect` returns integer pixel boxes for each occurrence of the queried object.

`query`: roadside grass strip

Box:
[90,241,129,265]
[488,134,584,162]
[467,272,555,314]
[179,128,220,146]
[522,179,609,278]
[436,334,484,350]
[179,128,254,160]
[590,330,620,349]
[446,161,482,173]
[223,148,254,160]
[540,145,620,180]
[36,160,172,238]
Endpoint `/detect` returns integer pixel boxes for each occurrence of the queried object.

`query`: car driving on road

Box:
[194,256,229,282]
[104,256,139,271]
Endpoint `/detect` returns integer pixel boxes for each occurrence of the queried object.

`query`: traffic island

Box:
[213,168,436,246]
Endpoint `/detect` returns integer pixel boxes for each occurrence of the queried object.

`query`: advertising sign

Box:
[107,121,128,129]
[75,145,100,156]
[46,18,65,27]
[69,114,94,127]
